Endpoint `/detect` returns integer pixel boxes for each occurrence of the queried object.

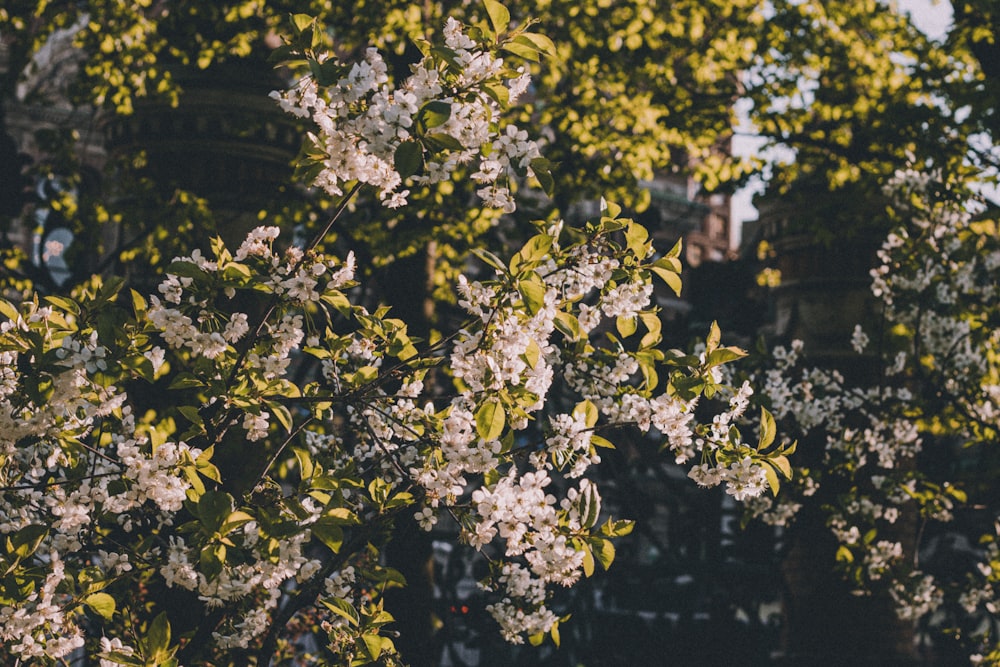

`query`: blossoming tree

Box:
[0,7,787,665]
[744,171,1000,663]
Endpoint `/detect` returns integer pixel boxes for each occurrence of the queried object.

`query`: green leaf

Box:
[368,478,390,505]
[165,261,207,280]
[763,464,780,496]
[946,485,968,503]
[513,234,554,269]
[706,321,721,352]
[98,651,143,667]
[600,198,622,218]
[649,264,683,296]
[195,447,222,483]
[475,399,506,441]
[395,341,419,361]
[639,311,662,348]
[590,434,615,449]
[578,483,602,528]
[600,518,635,537]
[129,289,146,319]
[168,373,204,390]
[312,520,344,553]
[431,45,462,71]
[370,567,407,588]
[360,365,380,384]
[99,275,126,301]
[759,407,776,449]
[220,510,255,536]
[177,405,203,429]
[320,290,352,314]
[594,538,616,570]
[394,140,423,179]
[361,634,385,660]
[85,592,116,620]
[554,311,581,340]
[671,375,706,400]
[291,13,314,33]
[518,275,546,315]
[269,402,293,434]
[516,32,557,57]
[419,101,451,130]
[530,157,555,196]
[323,507,359,524]
[221,262,252,282]
[267,43,299,65]
[624,221,650,257]
[768,454,792,481]
[321,597,360,626]
[197,491,234,531]
[423,132,465,151]
[666,238,683,258]
[482,81,510,108]
[183,466,206,498]
[483,0,510,36]
[9,524,48,559]
[293,447,314,480]
[501,40,541,61]
[209,236,230,262]
[581,544,595,577]
[653,256,682,273]
[523,338,541,369]
[616,315,637,338]
[635,350,660,391]
[706,346,746,366]
[43,295,80,315]
[199,543,226,579]
[371,607,395,626]
[471,247,507,273]
[146,612,171,656]
[0,299,19,323]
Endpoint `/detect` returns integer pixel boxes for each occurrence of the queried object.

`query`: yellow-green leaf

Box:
[554,311,581,340]
[293,447,314,480]
[616,315,637,337]
[475,399,506,441]
[518,275,546,314]
[763,464,780,496]
[649,265,683,296]
[590,434,615,449]
[517,32,557,57]
[771,454,792,480]
[581,544,595,577]
[594,538,616,570]
[759,407,776,449]
[483,0,510,36]
[85,592,116,620]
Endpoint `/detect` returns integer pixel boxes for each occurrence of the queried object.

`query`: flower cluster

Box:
[743,170,1000,660]
[271,17,539,211]
[0,11,775,666]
